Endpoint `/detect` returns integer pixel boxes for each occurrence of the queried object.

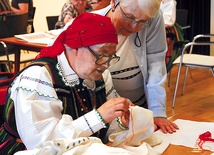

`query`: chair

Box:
[176,9,191,39]
[0,13,37,72]
[171,34,214,108]
[46,16,59,30]
[27,7,36,33]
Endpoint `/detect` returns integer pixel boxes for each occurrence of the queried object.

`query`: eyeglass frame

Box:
[73,0,87,3]
[117,2,147,25]
[86,46,120,65]
[90,1,99,5]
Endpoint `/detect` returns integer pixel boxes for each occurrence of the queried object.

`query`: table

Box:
[162,115,213,155]
[0,37,46,74]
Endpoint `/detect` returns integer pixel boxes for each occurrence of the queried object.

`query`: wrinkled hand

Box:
[97,97,131,124]
[154,117,179,134]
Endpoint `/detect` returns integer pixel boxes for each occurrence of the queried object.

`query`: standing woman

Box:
[160,0,177,72]
[11,0,34,20]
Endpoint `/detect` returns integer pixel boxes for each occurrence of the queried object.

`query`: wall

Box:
[33,0,66,32]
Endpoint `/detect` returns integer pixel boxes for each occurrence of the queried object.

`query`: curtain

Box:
[177,0,211,55]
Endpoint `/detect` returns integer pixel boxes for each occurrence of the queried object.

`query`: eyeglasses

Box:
[91,2,99,5]
[118,2,147,25]
[87,46,120,65]
[74,0,87,2]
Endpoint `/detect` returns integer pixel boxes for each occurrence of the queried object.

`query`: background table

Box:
[0,37,46,74]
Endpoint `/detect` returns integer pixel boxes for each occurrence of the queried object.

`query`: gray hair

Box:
[119,0,160,18]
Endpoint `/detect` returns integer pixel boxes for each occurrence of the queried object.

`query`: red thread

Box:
[196,131,214,149]
[124,108,134,146]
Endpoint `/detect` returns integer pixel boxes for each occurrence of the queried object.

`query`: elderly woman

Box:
[0,12,154,155]
[90,0,179,133]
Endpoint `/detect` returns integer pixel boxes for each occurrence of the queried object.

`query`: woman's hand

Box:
[64,14,73,24]
[97,97,131,124]
[154,117,179,133]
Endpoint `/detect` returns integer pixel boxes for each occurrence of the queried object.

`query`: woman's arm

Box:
[11,3,28,14]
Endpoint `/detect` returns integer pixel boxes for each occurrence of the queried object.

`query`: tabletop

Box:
[162,114,213,155]
[0,37,47,51]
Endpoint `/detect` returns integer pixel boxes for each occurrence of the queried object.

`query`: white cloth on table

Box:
[153,119,214,153]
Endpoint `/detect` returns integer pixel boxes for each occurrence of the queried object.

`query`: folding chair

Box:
[172,34,214,108]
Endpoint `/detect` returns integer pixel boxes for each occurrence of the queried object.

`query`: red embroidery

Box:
[196,131,214,149]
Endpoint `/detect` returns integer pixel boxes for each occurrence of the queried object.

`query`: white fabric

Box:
[15,138,159,155]
[15,106,165,155]
[160,0,177,27]
[11,52,104,150]
[108,106,155,147]
[153,119,214,152]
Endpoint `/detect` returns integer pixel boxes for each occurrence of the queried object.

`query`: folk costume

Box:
[0,12,118,154]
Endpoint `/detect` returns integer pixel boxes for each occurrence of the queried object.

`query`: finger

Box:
[114,103,129,112]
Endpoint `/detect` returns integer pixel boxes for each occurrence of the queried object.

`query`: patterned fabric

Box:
[165,23,185,72]
[0,0,12,21]
[0,0,11,12]
[0,58,108,155]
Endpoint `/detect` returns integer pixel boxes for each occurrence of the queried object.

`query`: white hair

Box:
[119,0,161,18]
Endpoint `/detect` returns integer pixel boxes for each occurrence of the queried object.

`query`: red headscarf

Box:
[36,12,118,59]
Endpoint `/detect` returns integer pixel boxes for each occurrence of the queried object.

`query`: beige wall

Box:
[33,0,66,32]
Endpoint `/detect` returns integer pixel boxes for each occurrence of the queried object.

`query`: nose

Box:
[102,61,110,69]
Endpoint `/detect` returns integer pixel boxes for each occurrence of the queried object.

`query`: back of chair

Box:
[0,13,28,58]
[176,9,188,27]
[0,13,28,38]
[6,13,28,36]
[46,16,59,30]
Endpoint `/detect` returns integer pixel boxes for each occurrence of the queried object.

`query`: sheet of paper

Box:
[15,32,55,45]
[153,119,214,152]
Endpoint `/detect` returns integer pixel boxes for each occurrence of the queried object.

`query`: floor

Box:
[165,66,214,122]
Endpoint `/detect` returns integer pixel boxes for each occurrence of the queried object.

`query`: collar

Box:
[57,52,80,87]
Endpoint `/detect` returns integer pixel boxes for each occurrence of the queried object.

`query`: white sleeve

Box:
[12,66,104,150]
[160,0,177,26]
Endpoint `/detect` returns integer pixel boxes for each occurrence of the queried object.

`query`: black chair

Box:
[0,13,28,71]
[46,16,59,30]
[27,7,36,33]
[0,13,28,38]
[176,9,191,39]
